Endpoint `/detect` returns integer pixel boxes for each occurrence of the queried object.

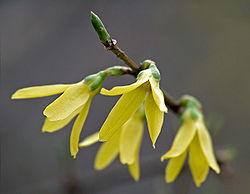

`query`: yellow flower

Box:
[12,72,106,158]
[79,108,144,181]
[161,109,220,187]
[99,64,168,148]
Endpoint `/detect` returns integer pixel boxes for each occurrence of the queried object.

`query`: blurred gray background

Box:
[1,0,249,193]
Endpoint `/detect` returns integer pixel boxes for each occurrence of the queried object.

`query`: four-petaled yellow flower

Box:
[99,65,168,148]
[79,107,144,181]
[12,72,106,158]
[161,109,220,187]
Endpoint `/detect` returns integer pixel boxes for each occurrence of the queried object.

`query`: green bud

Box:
[89,71,107,91]
[141,59,155,70]
[149,64,161,81]
[181,107,202,123]
[189,107,201,121]
[84,73,99,84]
[179,96,203,123]
[89,76,103,91]
[84,71,107,91]
[98,71,107,79]
[106,67,125,76]
[91,11,111,46]
[179,95,202,109]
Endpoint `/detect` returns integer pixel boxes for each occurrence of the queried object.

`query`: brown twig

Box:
[162,90,183,114]
[106,39,139,74]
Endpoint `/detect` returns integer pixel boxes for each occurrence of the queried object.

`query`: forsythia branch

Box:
[91,11,234,179]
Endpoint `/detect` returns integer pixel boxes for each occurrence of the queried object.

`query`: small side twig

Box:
[162,90,182,114]
[104,65,135,77]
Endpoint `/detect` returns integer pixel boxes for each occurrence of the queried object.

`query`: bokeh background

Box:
[1,0,249,193]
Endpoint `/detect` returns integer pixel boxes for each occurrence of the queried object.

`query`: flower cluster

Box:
[12,61,220,186]
[161,96,220,186]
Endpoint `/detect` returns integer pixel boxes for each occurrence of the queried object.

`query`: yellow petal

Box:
[161,117,196,160]
[99,86,147,141]
[120,113,144,164]
[145,91,164,148]
[128,153,140,181]
[149,78,168,113]
[165,151,187,183]
[79,132,99,147]
[70,99,92,158]
[42,106,82,133]
[100,69,150,96]
[128,118,143,182]
[44,82,89,121]
[11,84,71,99]
[197,120,220,174]
[188,134,209,187]
[94,130,121,170]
